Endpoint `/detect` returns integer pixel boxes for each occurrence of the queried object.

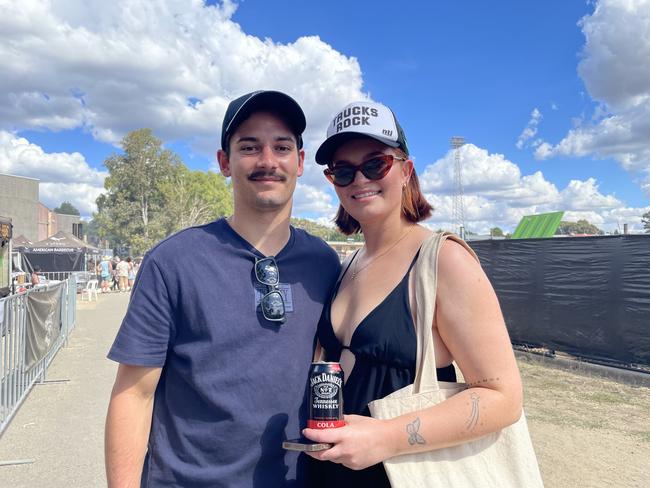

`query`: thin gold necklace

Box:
[351,226,414,280]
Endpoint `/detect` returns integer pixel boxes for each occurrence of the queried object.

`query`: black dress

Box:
[315,253,456,487]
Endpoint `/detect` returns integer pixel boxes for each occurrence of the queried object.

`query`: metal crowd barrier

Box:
[41,271,73,281]
[41,271,94,293]
[0,276,76,436]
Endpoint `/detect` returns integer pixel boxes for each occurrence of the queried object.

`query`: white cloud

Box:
[516,108,542,149]
[578,0,650,111]
[558,178,622,210]
[39,182,105,217]
[0,131,106,216]
[417,143,647,234]
[0,0,371,221]
[0,0,367,156]
[0,131,106,185]
[293,182,336,217]
[421,144,520,195]
[421,144,558,206]
[561,206,650,233]
[535,0,650,195]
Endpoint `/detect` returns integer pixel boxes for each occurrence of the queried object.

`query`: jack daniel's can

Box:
[308,361,344,429]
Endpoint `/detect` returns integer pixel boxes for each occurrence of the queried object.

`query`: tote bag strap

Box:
[413,232,480,394]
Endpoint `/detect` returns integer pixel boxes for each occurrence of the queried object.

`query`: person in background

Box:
[126,257,136,291]
[105,90,341,487]
[304,101,525,486]
[98,257,112,293]
[111,256,120,292]
[116,257,130,292]
[31,267,41,286]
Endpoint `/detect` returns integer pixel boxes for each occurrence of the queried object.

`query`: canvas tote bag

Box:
[368,232,544,487]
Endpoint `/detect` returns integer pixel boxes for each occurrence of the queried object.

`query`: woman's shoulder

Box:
[435,237,490,299]
[440,234,475,256]
[439,236,480,268]
[413,229,476,262]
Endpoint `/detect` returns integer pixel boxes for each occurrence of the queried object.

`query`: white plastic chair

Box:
[81,279,99,301]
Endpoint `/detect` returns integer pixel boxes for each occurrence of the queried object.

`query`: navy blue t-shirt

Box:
[108,219,341,487]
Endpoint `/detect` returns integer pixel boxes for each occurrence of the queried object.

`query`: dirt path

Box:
[0,293,128,488]
[519,356,650,488]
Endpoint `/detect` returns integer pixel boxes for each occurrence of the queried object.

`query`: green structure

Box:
[512,211,564,239]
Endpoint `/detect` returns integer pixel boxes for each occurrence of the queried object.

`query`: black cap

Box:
[221,90,306,151]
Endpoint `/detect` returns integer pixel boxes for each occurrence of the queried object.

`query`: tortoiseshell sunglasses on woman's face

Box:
[324,154,406,187]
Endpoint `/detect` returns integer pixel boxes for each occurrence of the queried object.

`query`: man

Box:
[105,90,341,487]
[115,257,130,292]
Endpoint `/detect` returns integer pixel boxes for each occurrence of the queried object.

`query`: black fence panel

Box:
[469,235,650,366]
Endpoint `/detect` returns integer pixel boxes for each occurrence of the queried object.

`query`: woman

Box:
[303,101,524,486]
[98,256,112,293]
[126,256,136,291]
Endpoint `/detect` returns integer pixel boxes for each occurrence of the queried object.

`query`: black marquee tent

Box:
[20,231,101,273]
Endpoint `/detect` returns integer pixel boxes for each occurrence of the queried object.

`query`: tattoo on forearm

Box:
[406,417,426,445]
[467,377,500,388]
[465,393,480,432]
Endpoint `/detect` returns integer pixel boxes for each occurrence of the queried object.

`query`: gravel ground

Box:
[519,355,650,488]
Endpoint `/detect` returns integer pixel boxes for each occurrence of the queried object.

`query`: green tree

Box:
[160,166,233,233]
[95,129,180,255]
[53,201,80,216]
[290,218,364,242]
[490,227,504,237]
[642,211,650,233]
[84,218,102,247]
[556,219,604,236]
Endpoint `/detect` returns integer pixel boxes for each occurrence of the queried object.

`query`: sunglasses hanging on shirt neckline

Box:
[254,256,286,324]
[323,154,406,187]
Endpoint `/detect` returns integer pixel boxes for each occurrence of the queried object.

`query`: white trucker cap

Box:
[315,101,409,165]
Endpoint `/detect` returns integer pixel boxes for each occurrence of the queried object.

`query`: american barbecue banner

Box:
[25,284,63,370]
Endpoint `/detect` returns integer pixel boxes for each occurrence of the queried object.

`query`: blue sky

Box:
[1,0,649,233]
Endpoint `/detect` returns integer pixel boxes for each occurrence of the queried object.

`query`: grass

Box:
[518,356,650,444]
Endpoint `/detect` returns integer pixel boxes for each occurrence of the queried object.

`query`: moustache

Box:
[248,171,286,182]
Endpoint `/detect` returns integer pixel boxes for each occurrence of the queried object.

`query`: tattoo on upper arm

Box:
[467,377,500,388]
[406,417,426,445]
[465,393,480,432]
